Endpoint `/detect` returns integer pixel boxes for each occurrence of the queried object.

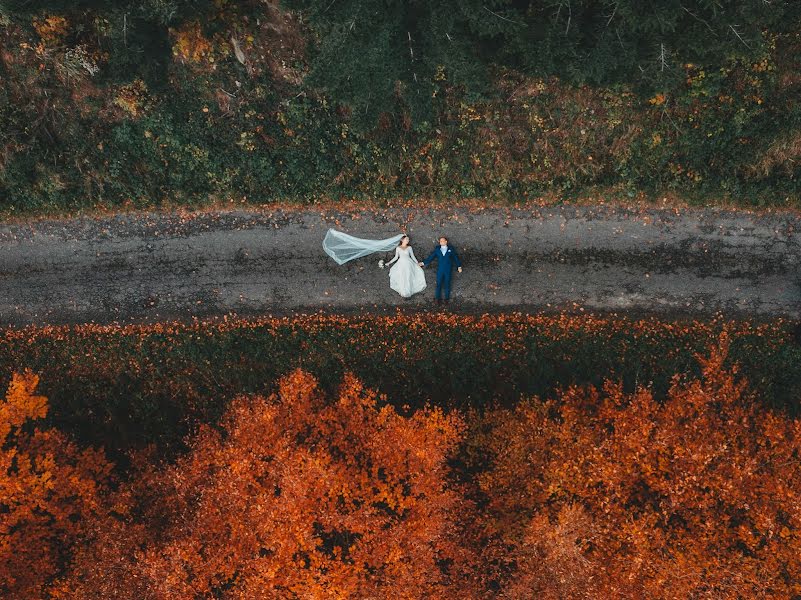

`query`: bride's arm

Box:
[408,246,419,264]
[384,247,400,267]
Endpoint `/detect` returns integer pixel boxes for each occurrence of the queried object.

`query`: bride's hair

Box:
[398,234,410,246]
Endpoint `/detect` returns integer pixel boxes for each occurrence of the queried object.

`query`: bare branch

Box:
[660,97,683,134]
[606,2,618,27]
[230,36,247,65]
[554,0,571,34]
[483,6,526,26]
[729,24,752,49]
[615,28,625,50]
[681,5,717,36]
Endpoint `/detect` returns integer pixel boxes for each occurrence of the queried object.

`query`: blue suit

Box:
[423,245,462,300]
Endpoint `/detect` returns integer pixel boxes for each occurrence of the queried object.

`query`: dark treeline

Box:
[2,314,799,459]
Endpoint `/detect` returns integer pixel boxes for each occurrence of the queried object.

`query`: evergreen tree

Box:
[288,0,791,128]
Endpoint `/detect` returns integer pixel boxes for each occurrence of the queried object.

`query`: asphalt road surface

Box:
[1,206,799,326]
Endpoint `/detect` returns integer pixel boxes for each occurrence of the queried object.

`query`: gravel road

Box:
[1,206,799,325]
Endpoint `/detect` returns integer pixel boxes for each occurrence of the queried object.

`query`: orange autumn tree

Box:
[476,333,801,598]
[0,372,113,599]
[62,369,471,598]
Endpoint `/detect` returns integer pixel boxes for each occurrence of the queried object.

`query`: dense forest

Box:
[1,314,800,596]
[1,0,800,214]
[2,337,800,597]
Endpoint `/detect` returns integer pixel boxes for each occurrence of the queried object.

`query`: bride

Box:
[384,235,426,298]
[322,229,426,298]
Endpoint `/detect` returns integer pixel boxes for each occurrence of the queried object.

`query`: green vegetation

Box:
[0,1,800,216]
[290,0,787,125]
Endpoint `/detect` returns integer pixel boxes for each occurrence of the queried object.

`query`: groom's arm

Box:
[422,248,438,267]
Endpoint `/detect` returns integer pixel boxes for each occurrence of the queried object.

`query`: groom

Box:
[419,236,463,305]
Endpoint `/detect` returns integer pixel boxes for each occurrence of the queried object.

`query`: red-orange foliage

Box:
[476,333,801,598]
[0,372,112,598]
[31,15,69,48]
[60,369,470,598]
[5,337,800,598]
[169,21,213,65]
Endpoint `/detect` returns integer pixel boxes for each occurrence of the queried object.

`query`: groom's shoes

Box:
[435,298,442,306]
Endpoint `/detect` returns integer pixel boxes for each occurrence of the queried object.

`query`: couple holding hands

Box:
[323,229,463,305]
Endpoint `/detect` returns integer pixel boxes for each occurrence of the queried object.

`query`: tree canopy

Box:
[288,0,792,126]
[2,338,801,597]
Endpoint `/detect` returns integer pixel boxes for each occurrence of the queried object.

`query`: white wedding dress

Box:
[321,228,425,298]
[386,246,427,298]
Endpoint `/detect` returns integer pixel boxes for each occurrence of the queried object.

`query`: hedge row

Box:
[2,312,799,460]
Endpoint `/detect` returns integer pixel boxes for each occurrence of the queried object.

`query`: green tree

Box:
[288,0,792,127]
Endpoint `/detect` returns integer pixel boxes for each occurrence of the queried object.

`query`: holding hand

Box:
[458,267,463,273]
[418,261,424,267]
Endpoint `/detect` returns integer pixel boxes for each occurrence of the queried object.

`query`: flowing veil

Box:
[323,228,404,265]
